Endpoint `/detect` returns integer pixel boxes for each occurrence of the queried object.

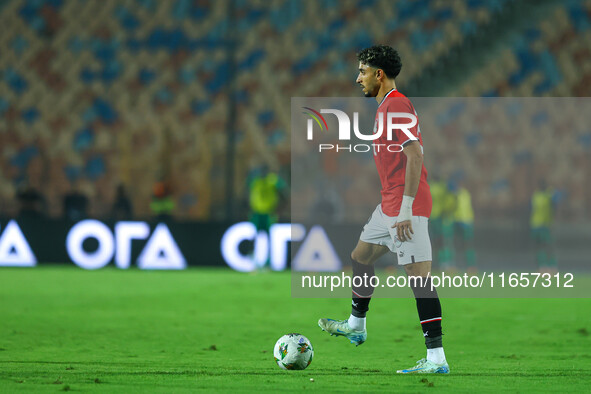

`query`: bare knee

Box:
[351,242,387,265]
[351,248,366,264]
[351,249,372,265]
[351,251,370,265]
[404,260,432,277]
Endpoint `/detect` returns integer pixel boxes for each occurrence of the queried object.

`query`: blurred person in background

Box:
[111,184,133,221]
[439,179,457,270]
[311,180,345,224]
[247,164,288,268]
[530,180,558,273]
[428,174,446,269]
[454,180,476,272]
[63,180,89,221]
[16,181,47,220]
[150,180,175,220]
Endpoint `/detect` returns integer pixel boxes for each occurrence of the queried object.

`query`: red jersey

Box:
[373,89,432,217]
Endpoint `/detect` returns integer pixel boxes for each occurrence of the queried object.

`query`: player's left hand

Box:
[393,220,413,242]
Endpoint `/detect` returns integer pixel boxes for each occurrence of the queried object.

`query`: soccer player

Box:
[454,181,476,271]
[247,164,288,268]
[530,180,558,272]
[318,45,449,374]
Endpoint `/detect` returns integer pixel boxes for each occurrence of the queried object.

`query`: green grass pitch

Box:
[1,267,590,392]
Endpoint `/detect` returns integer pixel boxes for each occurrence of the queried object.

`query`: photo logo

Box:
[303,108,418,154]
[302,107,328,134]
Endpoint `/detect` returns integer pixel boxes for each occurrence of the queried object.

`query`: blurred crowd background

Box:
[1,0,590,224]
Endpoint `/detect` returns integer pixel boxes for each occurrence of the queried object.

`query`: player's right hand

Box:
[393,220,413,242]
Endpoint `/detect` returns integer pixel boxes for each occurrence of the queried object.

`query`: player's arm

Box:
[393,140,423,242]
[402,140,422,199]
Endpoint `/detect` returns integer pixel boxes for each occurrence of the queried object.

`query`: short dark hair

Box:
[357,45,402,79]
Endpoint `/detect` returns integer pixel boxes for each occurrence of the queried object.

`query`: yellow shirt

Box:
[430,181,447,219]
[454,187,474,224]
[530,190,553,228]
[249,173,282,214]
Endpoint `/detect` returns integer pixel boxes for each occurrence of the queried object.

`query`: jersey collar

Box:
[377,88,397,108]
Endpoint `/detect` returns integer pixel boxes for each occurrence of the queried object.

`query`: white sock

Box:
[427,347,446,364]
[348,314,365,331]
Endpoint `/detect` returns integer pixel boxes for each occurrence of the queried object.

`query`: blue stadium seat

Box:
[73,127,94,151]
[21,107,40,124]
[3,68,28,94]
[0,97,9,117]
[85,156,106,180]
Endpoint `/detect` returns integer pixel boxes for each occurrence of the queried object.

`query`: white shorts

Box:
[359,204,432,266]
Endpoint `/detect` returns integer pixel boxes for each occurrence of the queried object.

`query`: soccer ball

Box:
[273,333,314,370]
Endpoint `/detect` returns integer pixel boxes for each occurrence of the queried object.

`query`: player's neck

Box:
[376,81,397,103]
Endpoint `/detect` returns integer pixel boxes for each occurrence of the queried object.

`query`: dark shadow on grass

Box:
[2,362,590,378]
